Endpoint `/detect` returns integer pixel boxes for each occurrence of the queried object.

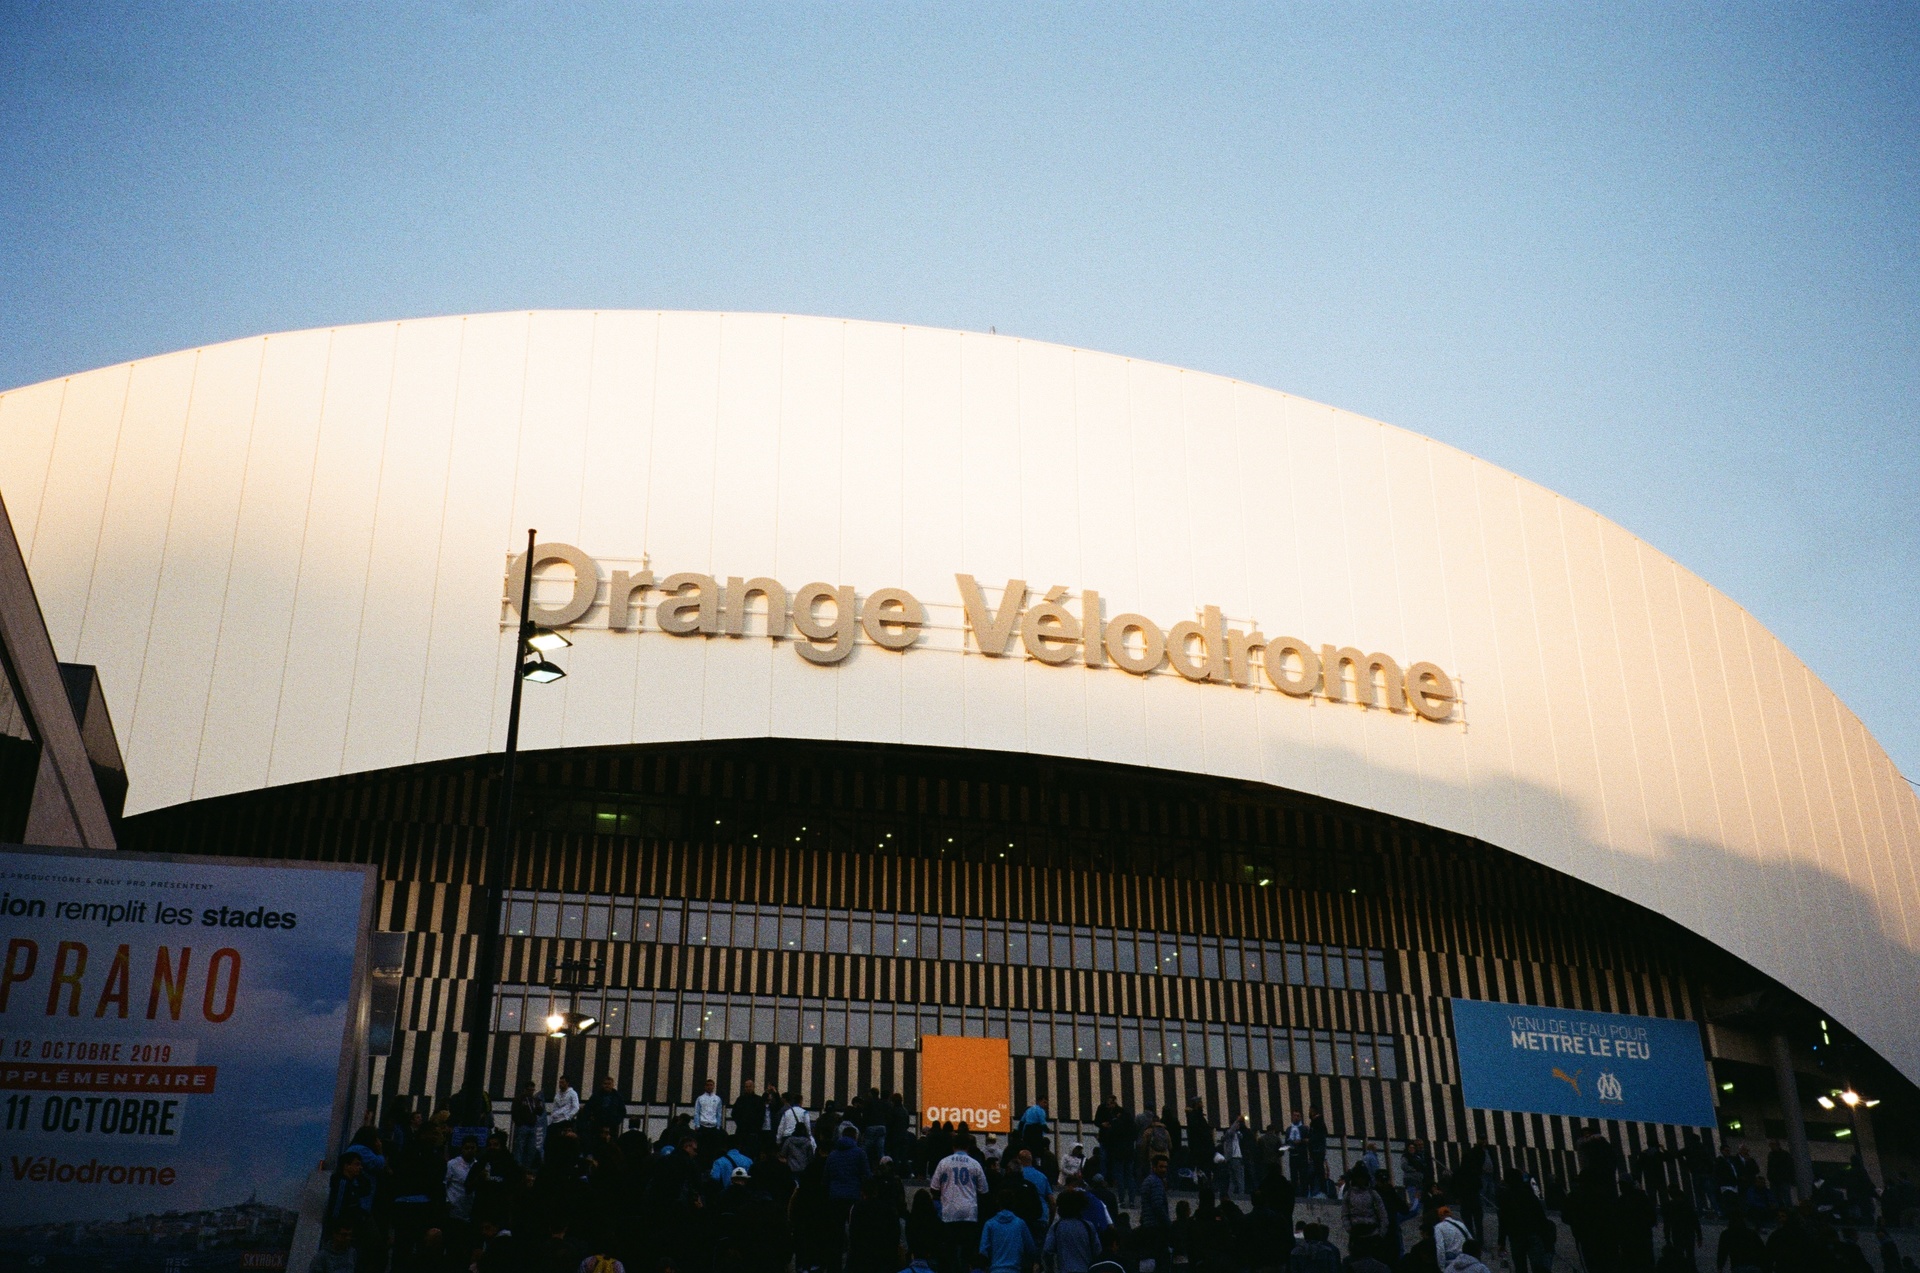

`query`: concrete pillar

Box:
[1769,1031,1814,1200]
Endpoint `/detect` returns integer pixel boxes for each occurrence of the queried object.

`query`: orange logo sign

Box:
[919,1035,1010,1131]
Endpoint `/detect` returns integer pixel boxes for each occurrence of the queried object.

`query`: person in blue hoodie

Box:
[828,1128,874,1255]
[980,1202,1040,1273]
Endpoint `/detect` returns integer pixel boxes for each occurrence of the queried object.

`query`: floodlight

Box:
[528,628,572,653]
[1816,1095,1836,1110]
[545,1010,600,1038]
[522,656,566,683]
[1841,1090,1861,1107]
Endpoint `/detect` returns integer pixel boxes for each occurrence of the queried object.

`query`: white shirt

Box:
[931,1151,989,1223]
[445,1155,475,1219]
[550,1086,580,1123]
[693,1091,724,1129]
[777,1105,811,1141]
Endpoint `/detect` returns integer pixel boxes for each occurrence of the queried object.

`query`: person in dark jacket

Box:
[731,1080,768,1153]
[1185,1099,1214,1180]
[1715,1212,1764,1273]
[848,1175,904,1273]
[582,1074,628,1137]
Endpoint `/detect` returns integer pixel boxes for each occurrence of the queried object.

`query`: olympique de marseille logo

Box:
[1595,1071,1625,1103]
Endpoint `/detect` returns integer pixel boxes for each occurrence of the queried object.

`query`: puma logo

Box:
[1552,1067,1583,1097]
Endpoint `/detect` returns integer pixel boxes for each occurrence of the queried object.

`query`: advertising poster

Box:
[0,844,374,1271]
[1450,998,1716,1127]
[919,1035,1011,1133]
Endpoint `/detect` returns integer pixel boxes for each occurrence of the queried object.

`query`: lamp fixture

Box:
[1816,1095,1836,1110]
[527,627,572,653]
[1840,1090,1862,1108]
[545,1010,599,1039]
[522,656,566,683]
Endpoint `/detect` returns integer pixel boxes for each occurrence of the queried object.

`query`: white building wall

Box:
[4,310,1917,1082]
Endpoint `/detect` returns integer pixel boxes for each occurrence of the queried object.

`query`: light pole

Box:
[459,529,569,1105]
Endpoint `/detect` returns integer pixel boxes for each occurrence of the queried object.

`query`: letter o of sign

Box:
[505,542,599,628]
[1103,614,1166,676]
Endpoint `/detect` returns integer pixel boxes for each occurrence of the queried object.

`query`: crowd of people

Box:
[312,1079,1918,1273]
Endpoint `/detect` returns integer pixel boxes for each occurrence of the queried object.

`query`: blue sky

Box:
[2,3,1915,777]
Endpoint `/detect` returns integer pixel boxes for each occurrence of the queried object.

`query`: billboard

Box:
[919,1035,1010,1133]
[0,844,374,1271]
[1450,998,1716,1127]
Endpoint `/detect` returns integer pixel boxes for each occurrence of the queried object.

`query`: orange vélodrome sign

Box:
[919,1035,1011,1132]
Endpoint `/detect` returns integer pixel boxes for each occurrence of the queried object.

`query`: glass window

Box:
[608,901,633,942]
[966,1007,987,1034]
[1330,1031,1351,1075]
[803,914,825,951]
[1230,1027,1249,1069]
[1250,1030,1268,1071]
[894,1012,917,1049]
[748,909,770,948]
[828,915,849,953]
[850,917,873,955]
[1165,1025,1185,1066]
[722,1001,747,1042]
[1304,945,1325,987]
[496,995,522,1032]
[534,899,560,937]
[1222,940,1243,980]
[1367,952,1388,992]
[653,1001,677,1038]
[871,918,893,956]
[1313,1031,1334,1075]
[505,899,533,936]
[1202,941,1220,979]
[803,1007,823,1045]
[1095,935,1115,971]
[1292,1030,1313,1073]
[1180,938,1200,978]
[942,920,963,962]
[1249,943,1270,981]
[745,1000,770,1043]
[1029,1017,1051,1057]
[680,1001,703,1038]
[920,921,940,960]
[824,1007,847,1046]
[965,923,985,963]
[778,1005,801,1044]
[1115,935,1136,974]
[1376,1037,1399,1081]
[630,903,656,943]
[686,908,711,947]
[985,923,1006,963]
[1345,952,1365,989]
[1072,929,1094,970]
[1097,1016,1119,1060]
[586,902,610,941]
[897,918,919,959]
[1008,927,1028,964]
[560,901,585,940]
[1121,1022,1141,1062]
[1051,931,1072,966]
[1075,1020,1095,1059]
[1355,1035,1377,1078]
[1009,1016,1030,1054]
[710,908,735,947]
[779,913,801,951]
[1325,949,1346,990]
[602,999,624,1034]
[625,997,651,1036]
[1207,1025,1227,1068]
[942,1007,963,1035]
[1284,943,1305,985]
[658,904,682,946]
[848,1008,870,1049]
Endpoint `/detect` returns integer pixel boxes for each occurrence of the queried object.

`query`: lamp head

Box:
[527,627,572,653]
[522,656,566,683]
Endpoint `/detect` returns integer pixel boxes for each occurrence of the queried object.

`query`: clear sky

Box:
[3,4,1916,777]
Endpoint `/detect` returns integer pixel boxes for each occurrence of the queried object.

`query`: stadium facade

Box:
[3,311,1915,1185]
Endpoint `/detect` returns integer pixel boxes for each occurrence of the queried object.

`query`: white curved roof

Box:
[4,311,1916,1081]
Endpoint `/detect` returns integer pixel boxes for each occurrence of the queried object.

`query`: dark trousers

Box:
[942,1219,981,1273]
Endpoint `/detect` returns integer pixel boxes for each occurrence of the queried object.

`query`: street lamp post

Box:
[459,529,567,1105]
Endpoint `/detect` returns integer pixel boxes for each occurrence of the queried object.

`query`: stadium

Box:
[3,310,1915,1189]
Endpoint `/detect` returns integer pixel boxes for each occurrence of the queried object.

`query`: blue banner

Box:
[1450,998,1716,1127]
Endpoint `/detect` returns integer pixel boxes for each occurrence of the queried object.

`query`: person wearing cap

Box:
[712,1140,755,1184]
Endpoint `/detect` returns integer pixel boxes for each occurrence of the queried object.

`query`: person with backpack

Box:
[1433,1203,1473,1271]
[1045,1189,1103,1273]
[1341,1166,1390,1251]
[981,1197,1041,1273]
